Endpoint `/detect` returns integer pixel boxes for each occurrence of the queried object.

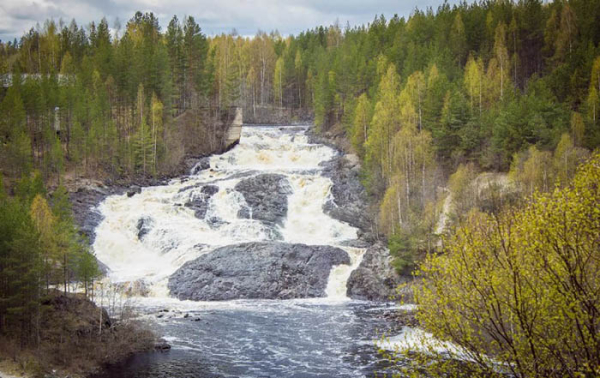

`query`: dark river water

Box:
[92,300,407,378]
[89,126,414,377]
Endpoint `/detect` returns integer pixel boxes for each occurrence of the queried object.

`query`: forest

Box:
[1,0,599,252]
[1,0,600,376]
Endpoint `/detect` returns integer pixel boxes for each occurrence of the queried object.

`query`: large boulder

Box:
[234,174,292,225]
[184,185,219,220]
[346,243,405,301]
[127,185,142,197]
[190,157,211,175]
[168,242,350,301]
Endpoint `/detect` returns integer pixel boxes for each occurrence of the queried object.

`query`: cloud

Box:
[0,0,460,42]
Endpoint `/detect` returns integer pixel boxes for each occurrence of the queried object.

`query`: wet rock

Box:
[136,216,154,240]
[201,185,219,196]
[376,308,418,327]
[177,182,202,193]
[190,157,211,175]
[184,185,219,219]
[127,185,142,197]
[154,340,171,351]
[70,185,120,245]
[206,217,228,229]
[346,243,406,301]
[321,155,370,232]
[160,239,180,254]
[234,174,292,225]
[168,242,350,301]
[69,184,128,275]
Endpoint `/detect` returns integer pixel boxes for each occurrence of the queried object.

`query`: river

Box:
[90,126,407,377]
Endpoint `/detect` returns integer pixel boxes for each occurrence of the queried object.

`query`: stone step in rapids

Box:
[168,242,350,301]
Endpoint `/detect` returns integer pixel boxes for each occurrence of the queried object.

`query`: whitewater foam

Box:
[92,126,365,302]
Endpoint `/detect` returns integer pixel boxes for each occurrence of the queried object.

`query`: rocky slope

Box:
[308,128,407,300]
[320,153,370,233]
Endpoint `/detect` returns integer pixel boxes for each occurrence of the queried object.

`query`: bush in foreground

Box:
[411,153,600,377]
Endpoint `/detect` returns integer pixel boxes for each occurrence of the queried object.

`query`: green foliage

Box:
[0,177,99,348]
[412,153,600,377]
[387,232,416,275]
[447,162,478,219]
[351,93,371,157]
[2,2,598,188]
[0,187,42,345]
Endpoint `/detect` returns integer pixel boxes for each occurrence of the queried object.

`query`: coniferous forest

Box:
[1,0,600,376]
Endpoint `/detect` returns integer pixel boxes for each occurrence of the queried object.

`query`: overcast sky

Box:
[0,0,462,42]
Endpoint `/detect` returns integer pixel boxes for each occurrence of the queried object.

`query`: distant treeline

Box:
[1,0,599,231]
[0,1,599,372]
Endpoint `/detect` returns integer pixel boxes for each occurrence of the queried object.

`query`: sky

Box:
[0,0,462,42]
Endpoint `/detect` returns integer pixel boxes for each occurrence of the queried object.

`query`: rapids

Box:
[91,125,406,377]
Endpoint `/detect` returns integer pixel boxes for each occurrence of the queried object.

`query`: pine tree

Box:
[51,185,82,294]
[294,50,304,108]
[449,13,467,66]
[555,3,577,62]
[166,16,184,113]
[0,196,42,346]
[76,250,100,298]
[6,129,33,177]
[494,22,510,99]
[30,194,57,292]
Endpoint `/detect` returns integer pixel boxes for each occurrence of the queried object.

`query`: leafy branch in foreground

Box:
[409,153,600,378]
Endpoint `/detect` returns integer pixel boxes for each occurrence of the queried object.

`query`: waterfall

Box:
[93,125,365,301]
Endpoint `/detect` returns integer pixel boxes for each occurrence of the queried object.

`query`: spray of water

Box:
[93,126,365,303]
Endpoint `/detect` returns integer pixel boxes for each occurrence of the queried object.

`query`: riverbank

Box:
[0,291,157,378]
[0,136,213,378]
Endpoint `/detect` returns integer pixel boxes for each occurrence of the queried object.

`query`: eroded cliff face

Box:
[308,127,406,301]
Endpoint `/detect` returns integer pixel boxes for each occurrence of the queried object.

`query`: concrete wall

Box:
[243,106,312,125]
[225,107,243,149]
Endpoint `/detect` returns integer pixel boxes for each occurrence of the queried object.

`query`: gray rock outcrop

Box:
[136,216,154,240]
[234,174,292,225]
[184,185,219,220]
[346,243,405,301]
[190,157,211,175]
[127,185,141,197]
[321,154,370,231]
[168,242,350,301]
